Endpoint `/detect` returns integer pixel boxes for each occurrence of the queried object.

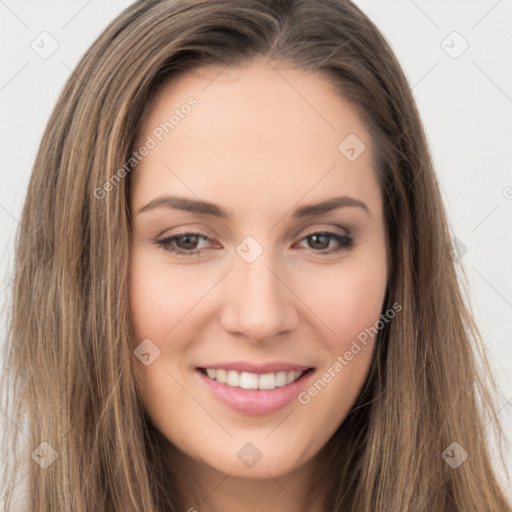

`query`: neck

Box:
[175,448,330,512]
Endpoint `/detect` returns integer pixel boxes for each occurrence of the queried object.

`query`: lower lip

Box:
[197,369,314,415]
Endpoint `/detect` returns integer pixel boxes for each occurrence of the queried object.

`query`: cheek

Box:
[335,266,386,338]
[129,256,197,431]
[294,262,387,431]
[130,271,172,342]
[129,253,206,344]
[299,256,387,351]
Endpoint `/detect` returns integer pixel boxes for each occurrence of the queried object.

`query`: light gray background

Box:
[1,0,511,502]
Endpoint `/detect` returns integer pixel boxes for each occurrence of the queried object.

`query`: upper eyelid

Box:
[158,227,352,249]
[160,227,350,243]
[159,222,351,239]
[299,226,350,237]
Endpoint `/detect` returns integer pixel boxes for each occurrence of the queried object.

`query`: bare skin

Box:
[129,57,388,512]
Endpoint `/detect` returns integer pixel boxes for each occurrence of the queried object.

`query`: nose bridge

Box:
[220,236,298,341]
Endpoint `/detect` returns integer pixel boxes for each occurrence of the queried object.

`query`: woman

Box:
[1,0,510,510]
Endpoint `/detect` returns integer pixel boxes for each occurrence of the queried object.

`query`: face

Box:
[129,57,388,482]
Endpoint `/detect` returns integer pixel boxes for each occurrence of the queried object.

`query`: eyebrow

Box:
[137,194,370,218]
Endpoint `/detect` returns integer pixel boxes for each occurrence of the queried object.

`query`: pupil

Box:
[310,234,329,249]
[178,235,197,249]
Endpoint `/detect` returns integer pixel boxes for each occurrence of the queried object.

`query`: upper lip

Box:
[197,361,313,374]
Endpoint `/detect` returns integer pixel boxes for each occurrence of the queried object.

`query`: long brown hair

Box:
[1,0,510,510]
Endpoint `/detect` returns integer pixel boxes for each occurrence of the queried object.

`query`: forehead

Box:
[130,58,381,218]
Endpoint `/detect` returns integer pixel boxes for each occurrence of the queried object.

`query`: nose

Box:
[219,245,299,343]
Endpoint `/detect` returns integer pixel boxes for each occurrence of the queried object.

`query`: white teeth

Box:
[203,368,306,390]
[275,371,287,387]
[258,373,276,390]
[216,369,227,384]
[239,372,259,390]
[226,370,240,387]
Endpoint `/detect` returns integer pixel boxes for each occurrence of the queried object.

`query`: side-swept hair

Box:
[1,0,510,510]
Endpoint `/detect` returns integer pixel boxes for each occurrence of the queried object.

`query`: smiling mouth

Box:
[198,367,314,391]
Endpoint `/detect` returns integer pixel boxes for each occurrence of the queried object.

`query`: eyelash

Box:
[154,230,354,257]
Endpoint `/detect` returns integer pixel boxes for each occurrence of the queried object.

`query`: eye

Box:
[295,231,354,254]
[155,232,211,257]
[155,230,354,257]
